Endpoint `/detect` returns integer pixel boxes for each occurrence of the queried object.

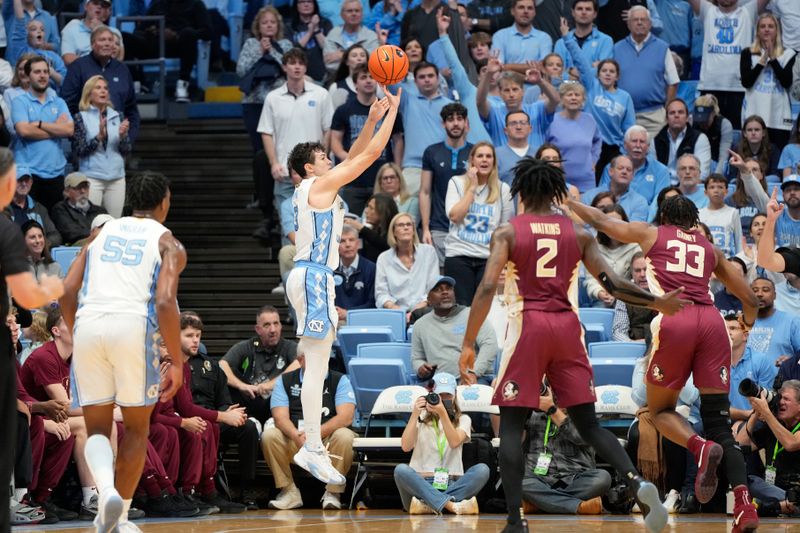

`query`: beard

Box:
[72,198,90,212]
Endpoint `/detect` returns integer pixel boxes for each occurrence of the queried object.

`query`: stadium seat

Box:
[357,342,413,379]
[456,384,499,416]
[766,174,782,187]
[591,358,637,387]
[347,358,409,416]
[349,384,426,509]
[588,341,647,360]
[347,309,407,341]
[579,308,614,343]
[336,326,394,367]
[51,246,81,274]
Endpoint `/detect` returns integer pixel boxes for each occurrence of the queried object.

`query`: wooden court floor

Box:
[12,511,800,533]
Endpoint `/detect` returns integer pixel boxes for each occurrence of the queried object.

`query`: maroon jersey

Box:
[646,225,716,305]
[20,341,71,402]
[509,213,582,312]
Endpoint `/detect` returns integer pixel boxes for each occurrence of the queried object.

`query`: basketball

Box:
[368,44,409,86]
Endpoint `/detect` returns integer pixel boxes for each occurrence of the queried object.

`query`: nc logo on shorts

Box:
[147,384,160,400]
[307,319,325,333]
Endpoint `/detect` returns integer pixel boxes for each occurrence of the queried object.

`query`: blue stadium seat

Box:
[347,358,409,415]
[766,175,782,188]
[347,309,407,341]
[51,246,81,274]
[357,342,413,378]
[337,326,394,367]
[591,358,637,387]
[588,341,647,360]
[579,308,614,343]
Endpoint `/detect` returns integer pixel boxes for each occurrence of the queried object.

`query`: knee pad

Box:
[700,393,734,445]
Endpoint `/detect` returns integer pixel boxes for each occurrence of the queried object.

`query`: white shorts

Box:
[71,313,161,407]
[286,263,337,340]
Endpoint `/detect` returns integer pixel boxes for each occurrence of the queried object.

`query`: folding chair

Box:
[348,309,407,341]
[579,308,615,344]
[591,358,637,387]
[337,326,394,368]
[357,342,413,380]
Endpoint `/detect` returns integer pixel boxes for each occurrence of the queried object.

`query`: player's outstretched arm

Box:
[568,198,655,247]
[578,227,690,316]
[460,224,513,384]
[157,233,188,402]
[57,245,90,329]
[713,246,758,327]
[345,94,390,161]
[311,88,401,203]
[757,186,787,273]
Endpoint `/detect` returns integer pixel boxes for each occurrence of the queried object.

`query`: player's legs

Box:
[82,403,122,533]
[115,406,156,525]
[498,406,530,529]
[646,384,695,446]
[298,331,334,451]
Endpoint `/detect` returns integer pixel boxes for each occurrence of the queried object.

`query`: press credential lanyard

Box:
[534,417,555,476]
[766,421,800,485]
[432,419,449,490]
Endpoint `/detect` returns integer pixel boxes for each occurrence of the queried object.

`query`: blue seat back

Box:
[51,246,81,274]
[588,341,647,360]
[348,309,407,341]
[591,358,637,387]
[357,342,413,376]
[337,326,394,367]
[579,308,614,342]
[347,358,409,414]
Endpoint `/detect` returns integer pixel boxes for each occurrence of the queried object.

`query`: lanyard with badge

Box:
[765,421,800,485]
[534,416,558,476]
[432,419,449,490]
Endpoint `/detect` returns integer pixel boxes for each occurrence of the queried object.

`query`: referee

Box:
[758,186,800,277]
[0,148,64,533]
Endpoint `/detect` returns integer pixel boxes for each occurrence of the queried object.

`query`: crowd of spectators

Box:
[5,0,800,525]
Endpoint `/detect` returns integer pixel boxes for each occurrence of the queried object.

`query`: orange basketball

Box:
[368,44,409,86]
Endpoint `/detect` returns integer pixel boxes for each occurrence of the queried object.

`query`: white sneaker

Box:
[268,485,303,510]
[293,445,346,485]
[409,497,434,515]
[453,496,479,515]
[321,491,341,510]
[93,488,123,533]
[271,283,285,294]
[113,520,143,533]
[663,489,680,514]
[175,80,190,103]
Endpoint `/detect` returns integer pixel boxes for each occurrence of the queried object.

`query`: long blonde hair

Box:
[252,6,285,41]
[386,212,419,249]
[78,75,113,112]
[373,162,410,204]
[463,142,500,204]
[751,13,784,58]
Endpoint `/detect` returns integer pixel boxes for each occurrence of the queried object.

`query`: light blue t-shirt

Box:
[729,346,777,410]
[778,144,800,175]
[775,209,800,248]
[493,25,552,64]
[600,155,671,208]
[747,309,800,383]
[582,185,650,222]
[553,27,613,73]
[398,88,451,168]
[270,370,355,409]
[10,91,71,179]
[485,100,553,149]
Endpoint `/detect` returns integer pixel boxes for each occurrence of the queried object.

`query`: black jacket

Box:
[653,125,703,168]
[50,201,107,245]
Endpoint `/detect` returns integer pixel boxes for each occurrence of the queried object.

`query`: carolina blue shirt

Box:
[653,0,692,50]
[729,347,778,410]
[271,370,355,409]
[493,24,552,64]
[1,4,59,53]
[496,143,537,187]
[778,144,800,174]
[10,90,71,179]
[553,27,613,73]
[318,0,371,27]
[485,100,553,148]
[600,154,671,209]
[364,0,406,46]
[546,112,602,193]
[747,309,800,383]
[582,184,650,221]
[398,88,452,168]
[775,209,800,248]
[682,186,708,210]
[7,16,66,84]
[563,33,635,147]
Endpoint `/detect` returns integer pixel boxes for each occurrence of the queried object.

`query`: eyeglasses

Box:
[507,120,529,127]
[381,174,399,181]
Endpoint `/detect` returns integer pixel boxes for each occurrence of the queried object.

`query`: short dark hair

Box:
[0,147,15,177]
[666,97,689,114]
[282,47,307,65]
[288,142,325,178]
[752,276,775,288]
[126,171,170,211]
[573,0,598,10]
[257,305,280,320]
[413,61,438,78]
[468,31,492,49]
[659,195,699,230]
[505,110,530,125]
[180,311,204,331]
[351,63,370,83]
[24,55,49,76]
[46,305,62,333]
[705,173,728,188]
[440,102,467,121]
[510,157,569,210]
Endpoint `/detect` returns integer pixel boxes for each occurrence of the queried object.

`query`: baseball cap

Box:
[432,372,457,396]
[427,276,456,293]
[64,172,89,188]
[692,105,713,124]
[781,174,800,190]
[91,214,113,231]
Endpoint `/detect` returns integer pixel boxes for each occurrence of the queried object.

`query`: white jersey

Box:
[742,49,797,131]
[76,217,169,318]
[292,177,345,271]
[698,0,756,91]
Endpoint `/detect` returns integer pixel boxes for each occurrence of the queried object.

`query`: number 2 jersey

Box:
[645,225,716,306]
[508,213,582,313]
[76,217,169,318]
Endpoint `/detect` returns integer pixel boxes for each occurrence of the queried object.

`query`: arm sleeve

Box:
[236,38,261,77]
[732,209,743,255]
[439,35,471,99]
[663,48,680,85]
[221,342,247,377]
[358,226,389,255]
[564,33,594,90]
[716,118,733,174]
[777,247,800,275]
[270,377,289,409]
[173,380,219,421]
[60,64,82,115]
[374,253,391,308]
[500,184,514,224]
[631,357,647,407]
[334,375,356,407]
[740,170,770,211]
[740,49,762,88]
[70,113,100,158]
[695,133,711,178]
[410,322,425,372]
[770,54,796,89]
[215,365,232,410]
[474,321,498,377]
[444,177,462,219]
[0,220,31,277]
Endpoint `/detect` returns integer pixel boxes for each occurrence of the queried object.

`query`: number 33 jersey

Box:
[77,217,169,318]
[508,213,582,313]
[645,225,717,306]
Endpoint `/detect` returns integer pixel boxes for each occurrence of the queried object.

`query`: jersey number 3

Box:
[536,238,558,278]
[100,236,146,266]
[665,239,705,278]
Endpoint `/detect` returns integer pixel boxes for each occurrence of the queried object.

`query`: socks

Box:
[82,487,98,506]
[14,488,26,502]
[84,435,116,493]
[297,333,334,452]
[686,434,707,458]
[118,499,131,524]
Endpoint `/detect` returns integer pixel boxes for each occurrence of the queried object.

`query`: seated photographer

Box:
[521,382,610,515]
[735,380,800,516]
[393,372,489,515]
[728,314,777,422]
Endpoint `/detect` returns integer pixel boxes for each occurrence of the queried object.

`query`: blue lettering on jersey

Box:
[100,236,146,266]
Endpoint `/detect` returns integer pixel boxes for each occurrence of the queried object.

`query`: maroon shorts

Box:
[647,305,731,391]
[493,309,596,409]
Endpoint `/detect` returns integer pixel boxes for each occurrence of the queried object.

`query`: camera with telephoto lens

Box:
[426,392,440,406]
[738,378,780,412]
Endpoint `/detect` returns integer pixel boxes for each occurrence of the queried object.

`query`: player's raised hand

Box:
[368,97,389,122]
[767,186,784,221]
[39,273,64,301]
[381,85,402,109]
[654,286,692,316]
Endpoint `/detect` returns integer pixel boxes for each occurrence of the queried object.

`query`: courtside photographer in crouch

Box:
[735,379,800,516]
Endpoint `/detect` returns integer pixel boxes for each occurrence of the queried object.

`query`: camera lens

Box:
[426,392,440,406]
[738,378,760,398]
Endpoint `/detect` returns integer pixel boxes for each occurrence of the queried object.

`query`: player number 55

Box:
[100,236,146,266]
